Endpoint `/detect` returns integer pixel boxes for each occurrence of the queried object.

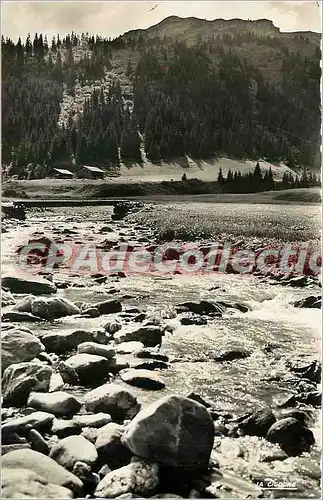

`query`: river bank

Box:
[1,202,321,498]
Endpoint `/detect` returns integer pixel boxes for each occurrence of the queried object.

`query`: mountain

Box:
[2,16,321,180]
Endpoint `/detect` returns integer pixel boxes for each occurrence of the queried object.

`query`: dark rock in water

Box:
[64,354,113,386]
[180,315,207,326]
[135,349,169,362]
[129,359,168,371]
[1,274,57,295]
[288,359,322,384]
[133,313,147,323]
[27,391,82,417]
[115,326,163,348]
[213,347,251,362]
[266,417,315,456]
[2,451,82,496]
[176,300,224,316]
[95,299,122,315]
[237,408,276,437]
[120,369,166,390]
[2,329,45,372]
[293,295,321,309]
[94,458,159,498]
[41,330,93,354]
[2,362,52,407]
[85,383,141,422]
[1,311,44,323]
[82,307,101,318]
[1,467,74,498]
[12,296,33,312]
[95,422,132,469]
[121,395,215,468]
[49,435,98,470]
[295,391,322,407]
[31,297,80,320]
[277,409,314,427]
[186,392,212,408]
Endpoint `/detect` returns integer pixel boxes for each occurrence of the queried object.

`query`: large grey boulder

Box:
[1,411,54,434]
[2,329,45,372]
[2,467,73,498]
[27,391,82,417]
[121,395,215,468]
[94,458,159,498]
[64,354,112,385]
[41,329,93,354]
[49,435,98,470]
[120,369,165,390]
[77,342,116,359]
[266,417,315,456]
[2,274,57,295]
[31,297,80,320]
[95,422,132,468]
[114,326,163,347]
[1,449,83,493]
[85,383,140,422]
[2,361,52,406]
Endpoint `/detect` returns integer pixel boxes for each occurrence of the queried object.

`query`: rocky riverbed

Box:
[1,203,321,499]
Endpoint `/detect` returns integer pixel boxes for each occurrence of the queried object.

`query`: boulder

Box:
[51,419,82,439]
[49,435,98,470]
[213,347,251,362]
[2,329,45,372]
[95,422,132,468]
[237,408,276,437]
[41,329,93,354]
[31,297,80,320]
[94,458,159,498]
[12,295,33,312]
[49,372,65,392]
[2,362,52,407]
[95,299,122,315]
[121,395,215,468]
[289,359,322,384]
[2,311,44,322]
[73,413,112,428]
[64,354,112,386]
[77,342,116,359]
[1,449,83,493]
[266,417,315,456]
[85,383,140,422]
[27,391,82,417]
[117,341,144,354]
[120,369,165,390]
[1,411,54,434]
[2,467,73,498]
[135,349,169,362]
[104,319,123,335]
[1,274,57,295]
[115,326,163,347]
[27,428,49,454]
[176,300,224,316]
[293,295,321,309]
[1,289,16,307]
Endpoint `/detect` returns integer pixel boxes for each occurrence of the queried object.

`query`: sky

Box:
[1,1,321,42]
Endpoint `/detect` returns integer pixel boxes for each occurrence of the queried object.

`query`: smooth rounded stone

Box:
[41,330,94,354]
[94,458,159,498]
[266,417,315,456]
[114,326,163,348]
[117,342,144,354]
[64,354,113,386]
[95,423,132,468]
[213,347,251,362]
[2,467,73,498]
[2,329,45,372]
[31,297,80,320]
[105,320,123,335]
[82,307,101,318]
[12,295,33,312]
[2,311,44,322]
[1,411,55,434]
[1,274,57,295]
[51,419,82,438]
[73,412,112,428]
[27,391,82,417]
[1,449,83,493]
[85,383,141,422]
[27,428,49,454]
[77,342,116,359]
[49,435,98,470]
[120,369,166,390]
[237,408,276,438]
[81,427,98,443]
[129,359,168,371]
[176,300,224,316]
[49,372,65,392]
[121,395,215,468]
[2,362,52,407]
[95,299,122,315]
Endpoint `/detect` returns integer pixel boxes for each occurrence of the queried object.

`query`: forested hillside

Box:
[2,16,321,179]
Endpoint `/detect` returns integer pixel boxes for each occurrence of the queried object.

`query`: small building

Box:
[53,168,75,179]
[78,165,105,179]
